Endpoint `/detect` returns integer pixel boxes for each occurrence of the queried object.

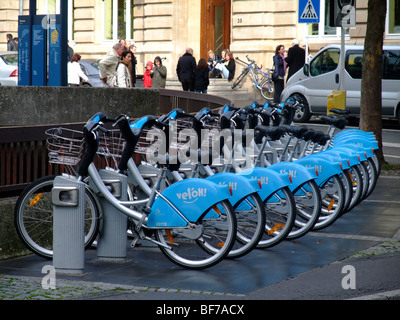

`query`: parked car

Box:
[0,51,18,86]
[79,59,105,87]
[281,44,400,123]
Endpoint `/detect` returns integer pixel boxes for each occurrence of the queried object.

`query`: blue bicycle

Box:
[232,55,274,100]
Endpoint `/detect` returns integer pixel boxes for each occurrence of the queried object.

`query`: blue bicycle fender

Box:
[324,148,361,167]
[148,178,231,227]
[331,144,373,161]
[205,172,261,207]
[334,129,376,141]
[332,136,379,151]
[267,162,317,191]
[308,151,351,170]
[294,156,342,186]
[237,167,291,202]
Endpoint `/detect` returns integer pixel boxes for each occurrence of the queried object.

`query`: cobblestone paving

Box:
[0,275,141,300]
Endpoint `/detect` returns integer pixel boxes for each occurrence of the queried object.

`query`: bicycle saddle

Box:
[254,125,287,141]
[302,129,316,141]
[310,131,326,144]
[320,115,348,130]
[317,134,331,145]
[281,125,308,139]
[329,108,350,116]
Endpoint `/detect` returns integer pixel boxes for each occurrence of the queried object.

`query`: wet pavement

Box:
[0,175,399,303]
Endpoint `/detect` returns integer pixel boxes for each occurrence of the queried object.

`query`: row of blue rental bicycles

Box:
[14,99,380,269]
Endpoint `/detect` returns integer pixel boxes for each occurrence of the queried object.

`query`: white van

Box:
[280,44,400,123]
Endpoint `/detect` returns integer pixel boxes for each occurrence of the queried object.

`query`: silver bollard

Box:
[52,175,85,274]
[93,169,128,261]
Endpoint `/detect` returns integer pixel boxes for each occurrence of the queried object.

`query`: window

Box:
[388,0,400,34]
[308,0,349,37]
[383,50,400,79]
[310,48,340,76]
[345,51,363,79]
[102,0,134,41]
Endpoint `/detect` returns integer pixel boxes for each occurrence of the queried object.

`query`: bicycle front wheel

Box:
[258,186,296,248]
[227,192,266,258]
[288,179,321,239]
[14,175,101,259]
[154,199,237,269]
[260,79,274,100]
[313,174,345,230]
[231,68,249,89]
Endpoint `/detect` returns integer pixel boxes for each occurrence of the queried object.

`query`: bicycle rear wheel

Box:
[231,68,249,89]
[258,186,296,248]
[288,179,321,239]
[14,175,101,259]
[154,199,237,269]
[260,79,274,100]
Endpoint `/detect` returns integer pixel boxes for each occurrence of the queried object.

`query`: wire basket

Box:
[97,129,125,159]
[45,127,84,166]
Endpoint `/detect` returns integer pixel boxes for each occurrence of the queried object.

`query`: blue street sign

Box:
[299,0,320,23]
[18,15,32,86]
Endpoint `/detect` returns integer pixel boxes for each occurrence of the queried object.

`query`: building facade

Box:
[1,0,399,78]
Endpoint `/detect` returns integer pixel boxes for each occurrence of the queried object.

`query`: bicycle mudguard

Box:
[205,172,261,207]
[294,156,343,186]
[332,136,379,150]
[147,178,232,228]
[331,144,374,160]
[267,162,318,191]
[308,151,351,171]
[334,129,376,141]
[319,148,361,167]
[237,167,291,202]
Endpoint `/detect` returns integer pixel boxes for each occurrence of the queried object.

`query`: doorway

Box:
[201,0,231,59]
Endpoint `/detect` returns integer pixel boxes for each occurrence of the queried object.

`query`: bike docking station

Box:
[89,169,128,262]
[52,175,86,275]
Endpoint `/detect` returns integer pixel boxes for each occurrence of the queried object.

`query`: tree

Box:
[359,0,387,163]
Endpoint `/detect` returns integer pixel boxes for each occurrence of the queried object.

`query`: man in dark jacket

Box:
[285,39,305,81]
[176,48,196,91]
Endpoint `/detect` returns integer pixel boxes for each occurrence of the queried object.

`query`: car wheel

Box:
[292,94,311,123]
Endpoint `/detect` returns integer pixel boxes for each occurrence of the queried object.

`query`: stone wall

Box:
[0,86,160,126]
[0,197,31,260]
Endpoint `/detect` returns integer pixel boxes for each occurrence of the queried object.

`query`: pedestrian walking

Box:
[176,48,196,91]
[273,44,287,103]
[67,54,89,87]
[285,39,305,81]
[115,50,133,88]
[194,58,210,93]
[151,56,167,89]
[99,43,125,87]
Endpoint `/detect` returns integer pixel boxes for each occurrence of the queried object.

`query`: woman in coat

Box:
[116,50,133,87]
[151,56,167,89]
[272,44,287,103]
[194,58,210,93]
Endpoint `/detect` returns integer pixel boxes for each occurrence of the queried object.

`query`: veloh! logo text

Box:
[177,187,207,203]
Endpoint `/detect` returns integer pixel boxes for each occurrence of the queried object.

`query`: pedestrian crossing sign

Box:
[298,0,320,23]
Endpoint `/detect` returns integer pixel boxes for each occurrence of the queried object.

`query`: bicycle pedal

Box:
[130,237,139,248]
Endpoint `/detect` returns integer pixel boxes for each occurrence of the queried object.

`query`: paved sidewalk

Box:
[1,175,399,302]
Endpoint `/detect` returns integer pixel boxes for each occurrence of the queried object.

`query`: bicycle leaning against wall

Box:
[231,55,274,101]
